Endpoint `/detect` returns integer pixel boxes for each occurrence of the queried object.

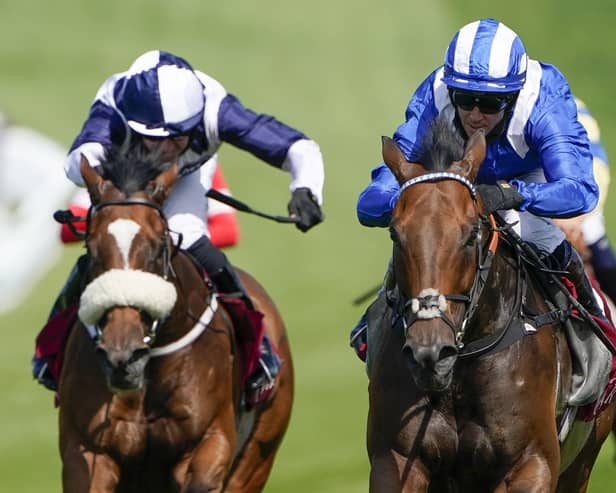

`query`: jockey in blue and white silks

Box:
[351,20,612,397]
[358,19,597,257]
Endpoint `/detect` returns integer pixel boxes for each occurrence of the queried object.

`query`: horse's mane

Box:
[416,117,465,171]
[100,143,174,195]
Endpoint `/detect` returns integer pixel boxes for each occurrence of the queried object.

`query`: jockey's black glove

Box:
[477,181,524,215]
[288,187,324,232]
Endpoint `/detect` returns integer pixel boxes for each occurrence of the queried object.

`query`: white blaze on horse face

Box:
[107,219,141,268]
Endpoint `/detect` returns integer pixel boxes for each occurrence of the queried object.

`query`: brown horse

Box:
[58,151,293,492]
[366,121,614,492]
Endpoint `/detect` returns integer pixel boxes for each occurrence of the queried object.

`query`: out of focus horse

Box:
[58,150,293,492]
[366,120,614,492]
[555,215,616,465]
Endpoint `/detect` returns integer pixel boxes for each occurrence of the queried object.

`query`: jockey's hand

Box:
[477,181,524,215]
[288,188,324,232]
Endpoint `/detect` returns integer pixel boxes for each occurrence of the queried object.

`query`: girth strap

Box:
[526,308,572,328]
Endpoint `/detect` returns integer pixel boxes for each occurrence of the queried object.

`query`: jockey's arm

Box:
[356,164,400,227]
[356,73,439,228]
[509,93,599,219]
[215,94,324,205]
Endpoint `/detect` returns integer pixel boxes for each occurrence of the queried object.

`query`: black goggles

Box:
[450,90,512,114]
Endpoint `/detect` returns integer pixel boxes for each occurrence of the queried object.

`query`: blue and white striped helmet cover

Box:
[442,19,527,93]
[114,50,205,137]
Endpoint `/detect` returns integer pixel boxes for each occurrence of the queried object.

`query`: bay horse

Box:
[366,121,615,492]
[58,150,293,492]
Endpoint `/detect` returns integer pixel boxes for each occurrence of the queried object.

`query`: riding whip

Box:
[206,189,300,224]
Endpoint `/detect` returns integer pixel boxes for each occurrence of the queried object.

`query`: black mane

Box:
[100,143,174,195]
[417,117,464,171]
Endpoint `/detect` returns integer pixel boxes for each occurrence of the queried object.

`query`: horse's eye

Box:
[465,225,479,247]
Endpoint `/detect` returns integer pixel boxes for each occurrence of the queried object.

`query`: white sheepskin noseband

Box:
[79,269,177,326]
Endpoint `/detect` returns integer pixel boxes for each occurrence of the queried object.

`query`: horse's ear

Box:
[382,136,422,183]
[80,155,106,204]
[147,163,178,204]
[458,129,486,182]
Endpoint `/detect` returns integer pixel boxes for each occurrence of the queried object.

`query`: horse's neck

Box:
[157,252,212,342]
[468,242,522,339]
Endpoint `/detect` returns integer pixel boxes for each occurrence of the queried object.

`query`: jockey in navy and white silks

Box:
[39,50,325,404]
[358,19,597,256]
[66,50,324,247]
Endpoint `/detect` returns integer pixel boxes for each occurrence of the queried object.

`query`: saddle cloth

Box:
[575,280,616,421]
[34,297,265,391]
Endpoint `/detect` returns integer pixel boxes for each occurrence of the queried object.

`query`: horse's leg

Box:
[180,417,236,493]
[556,402,615,493]
[224,337,293,493]
[62,443,120,493]
[491,455,555,493]
[369,449,432,493]
[60,331,122,493]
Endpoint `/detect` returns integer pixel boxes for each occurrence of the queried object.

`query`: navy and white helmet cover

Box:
[114,50,205,137]
[356,18,598,227]
[65,50,325,204]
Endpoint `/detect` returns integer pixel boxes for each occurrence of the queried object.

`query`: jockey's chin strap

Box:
[394,172,499,349]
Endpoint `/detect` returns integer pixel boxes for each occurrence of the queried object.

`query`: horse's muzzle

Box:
[403,341,457,392]
[95,344,151,392]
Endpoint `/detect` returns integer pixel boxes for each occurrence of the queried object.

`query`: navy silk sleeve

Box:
[217,94,306,167]
[69,101,127,153]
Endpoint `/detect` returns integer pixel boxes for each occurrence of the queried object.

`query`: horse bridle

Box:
[84,197,176,345]
[393,172,497,349]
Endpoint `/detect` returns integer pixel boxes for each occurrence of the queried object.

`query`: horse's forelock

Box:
[101,144,174,196]
[417,117,465,172]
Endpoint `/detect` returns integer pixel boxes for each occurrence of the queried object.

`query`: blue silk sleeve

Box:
[357,164,400,227]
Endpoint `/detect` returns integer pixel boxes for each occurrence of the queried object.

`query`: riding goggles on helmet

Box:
[450,89,513,114]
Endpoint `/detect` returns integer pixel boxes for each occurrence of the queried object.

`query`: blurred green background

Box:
[1,0,615,491]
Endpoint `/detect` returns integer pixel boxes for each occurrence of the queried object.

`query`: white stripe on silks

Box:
[107,219,140,268]
[488,23,516,78]
[507,60,542,158]
[432,70,456,123]
[453,20,480,75]
[196,71,227,151]
[78,269,177,326]
[157,64,202,124]
[518,52,527,75]
[126,50,160,76]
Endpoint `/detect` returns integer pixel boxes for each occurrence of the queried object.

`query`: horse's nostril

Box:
[438,345,458,361]
[407,343,457,369]
[130,347,150,364]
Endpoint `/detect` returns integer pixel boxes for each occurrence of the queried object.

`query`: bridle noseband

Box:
[84,197,175,346]
[394,172,496,349]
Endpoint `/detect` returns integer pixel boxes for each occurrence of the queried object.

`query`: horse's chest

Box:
[95,396,210,459]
